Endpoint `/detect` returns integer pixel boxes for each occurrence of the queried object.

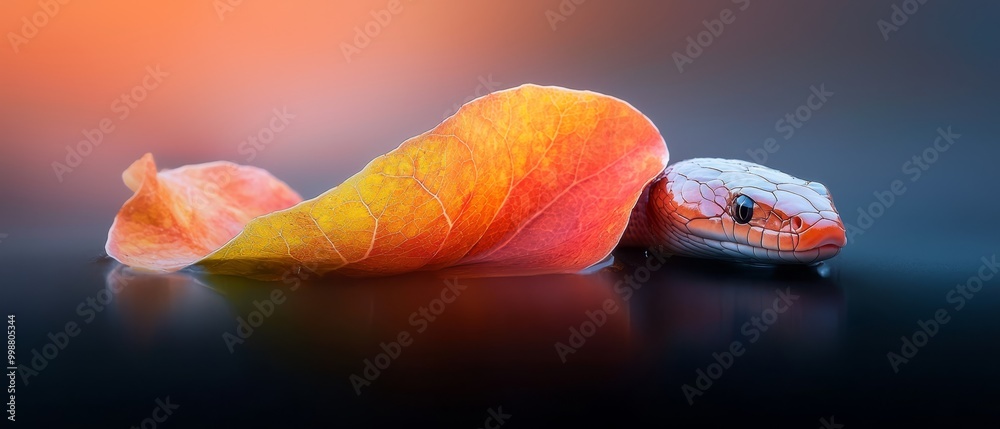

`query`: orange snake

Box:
[620,158,847,264]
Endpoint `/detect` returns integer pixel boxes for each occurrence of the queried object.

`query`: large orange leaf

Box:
[107,85,668,279]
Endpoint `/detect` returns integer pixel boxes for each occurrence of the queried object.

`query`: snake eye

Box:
[732,195,754,224]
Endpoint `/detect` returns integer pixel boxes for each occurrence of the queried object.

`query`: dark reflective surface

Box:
[4,241,999,428]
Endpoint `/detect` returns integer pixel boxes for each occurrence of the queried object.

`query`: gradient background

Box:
[1,0,999,427]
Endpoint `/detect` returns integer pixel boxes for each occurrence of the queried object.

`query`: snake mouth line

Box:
[671,232,844,264]
[784,243,842,264]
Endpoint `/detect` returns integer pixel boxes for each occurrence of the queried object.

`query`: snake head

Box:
[649,158,847,264]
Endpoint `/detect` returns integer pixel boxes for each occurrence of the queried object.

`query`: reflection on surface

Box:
[105,251,844,376]
[199,266,634,373]
[105,265,234,344]
[617,251,845,356]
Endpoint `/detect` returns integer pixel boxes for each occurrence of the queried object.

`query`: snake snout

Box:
[795,217,847,251]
